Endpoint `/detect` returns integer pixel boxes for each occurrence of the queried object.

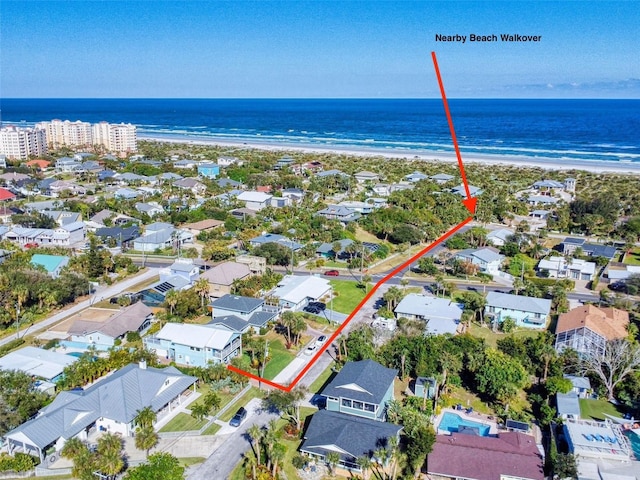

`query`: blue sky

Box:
[2,1,638,98]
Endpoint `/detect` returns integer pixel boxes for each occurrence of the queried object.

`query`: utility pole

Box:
[259,340,269,389]
[15,302,20,340]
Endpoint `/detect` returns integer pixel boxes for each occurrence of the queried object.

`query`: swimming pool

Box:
[624,430,640,460]
[66,352,84,358]
[438,412,490,436]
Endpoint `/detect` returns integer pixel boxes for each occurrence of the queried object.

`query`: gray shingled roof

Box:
[6,364,196,450]
[211,294,263,314]
[556,392,581,417]
[209,315,249,332]
[321,359,397,405]
[300,410,401,464]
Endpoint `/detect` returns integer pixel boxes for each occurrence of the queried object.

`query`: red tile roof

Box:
[0,188,16,201]
[427,432,544,480]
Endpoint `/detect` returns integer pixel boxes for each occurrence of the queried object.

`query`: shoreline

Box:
[138,133,640,175]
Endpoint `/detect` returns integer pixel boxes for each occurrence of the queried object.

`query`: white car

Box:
[304,344,318,356]
[315,335,327,347]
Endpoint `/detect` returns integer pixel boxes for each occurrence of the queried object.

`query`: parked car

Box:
[304,344,318,356]
[229,407,247,427]
[315,335,327,347]
[303,304,323,314]
[324,270,340,276]
[308,301,326,311]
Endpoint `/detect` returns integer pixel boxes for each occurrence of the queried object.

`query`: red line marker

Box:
[431,51,477,215]
[227,216,474,392]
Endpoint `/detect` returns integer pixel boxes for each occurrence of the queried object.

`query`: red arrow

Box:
[431,51,477,215]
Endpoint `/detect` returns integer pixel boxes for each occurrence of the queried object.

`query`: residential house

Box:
[236,191,273,211]
[316,169,348,178]
[173,159,198,169]
[217,155,241,167]
[281,188,305,203]
[48,180,86,197]
[216,178,242,189]
[394,294,463,335]
[554,305,629,356]
[371,183,391,197]
[23,200,63,213]
[97,170,116,182]
[157,172,183,182]
[556,392,581,420]
[139,275,192,307]
[270,196,291,208]
[486,228,515,247]
[354,171,379,183]
[427,432,544,480]
[528,195,559,206]
[321,359,397,421]
[338,200,374,214]
[181,219,224,236]
[30,254,70,278]
[236,254,267,275]
[274,156,295,170]
[271,275,332,312]
[532,179,565,191]
[0,346,78,390]
[173,177,206,196]
[95,226,139,249]
[145,323,241,366]
[135,202,164,218]
[197,163,220,178]
[114,187,140,200]
[485,292,552,329]
[0,187,17,202]
[455,247,505,275]
[315,239,379,260]
[210,294,277,333]
[4,363,196,462]
[67,302,153,348]
[41,210,82,226]
[249,233,303,251]
[430,173,455,184]
[563,418,631,464]
[405,171,429,182]
[529,210,550,220]
[160,259,200,284]
[315,205,360,223]
[537,256,596,280]
[0,172,31,184]
[559,237,617,259]
[7,222,85,248]
[54,157,81,172]
[451,184,483,197]
[133,223,193,252]
[116,172,149,184]
[300,410,402,472]
[199,261,251,299]
[565,375,591,398]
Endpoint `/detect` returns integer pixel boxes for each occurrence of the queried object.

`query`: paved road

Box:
[1,267,161,346]
[187,399,279,480]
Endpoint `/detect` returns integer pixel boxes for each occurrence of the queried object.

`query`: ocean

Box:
[1,98,639,165]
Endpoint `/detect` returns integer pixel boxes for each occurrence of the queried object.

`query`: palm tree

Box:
[388,436,401,480]
[96,432,124,479]
[135,426,159,458]
[164,289,179,316]
[133,406,157,430]
[356,456,372,480]
[263,419,281,472]
[194,277,210,310]
[326,451,340,477]
[280,311,297,347]
[270,442,286,477]
[243,452,258,480]
[383,286,403,310]
[247,424,263,466]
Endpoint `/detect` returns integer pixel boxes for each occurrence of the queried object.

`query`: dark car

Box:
[324,270,340,276]
[229,407,247,427]
[304,305,322,314]
[308,301,326,311]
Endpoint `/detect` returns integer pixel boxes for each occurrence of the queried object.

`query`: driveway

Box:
[186,399,279,480]
[309,308,348,324]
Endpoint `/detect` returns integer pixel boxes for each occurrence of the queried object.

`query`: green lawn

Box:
[242,338,296,381]
[579,398,625,421]
[329,279,367,314]
[201,422,222,435]
[309,363,337,394]
[158,412,208,432]
[468,323,541,348]
[623,249,640,265]
[178,457,207,467]
[189,383,237,413]
[218,387,265,422]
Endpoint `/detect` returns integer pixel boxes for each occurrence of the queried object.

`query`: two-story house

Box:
[454,247,504,275]
[270,275,332,312]
[145,323,241,366]
[315,205,360,223]
[485,292,552,329]
[537,256,596,281]
[236,191,273,211]
[554,305,629,356]
[197,163,220,179]
[210,294,278,333]
[199,261,251,299]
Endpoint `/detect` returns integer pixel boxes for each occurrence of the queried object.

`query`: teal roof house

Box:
[30,254,70,278]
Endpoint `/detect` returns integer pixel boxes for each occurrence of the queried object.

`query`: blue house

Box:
[30,254,70,279]
[197,163,220,179]
[210,294,277,333]
[321,359,397,421]
[485,292,552,329]
[144,323,241,367]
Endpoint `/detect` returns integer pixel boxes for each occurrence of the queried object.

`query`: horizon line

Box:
[2,97,639,101]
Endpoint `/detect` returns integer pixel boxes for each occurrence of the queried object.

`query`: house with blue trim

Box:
[321,359,397,421]
[485,292,552,329]
[197,163,220,179]
[30,254,70,278]
[144,323,241,367]
[210,294,278,333]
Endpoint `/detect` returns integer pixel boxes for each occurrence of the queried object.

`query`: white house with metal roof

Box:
[236,191,273,211]
[485,292,552,329]
[0,346,77,386]
[4,363,196,462]
[394,294,463,335]
[271,275,332,311]
[538,256,596,281]
[454,247,505,274]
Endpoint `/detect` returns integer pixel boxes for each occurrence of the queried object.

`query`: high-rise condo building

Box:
[0,126,48,160]
[35,119,93,149]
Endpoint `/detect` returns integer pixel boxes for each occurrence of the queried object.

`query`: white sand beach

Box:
[138,133,640,175]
